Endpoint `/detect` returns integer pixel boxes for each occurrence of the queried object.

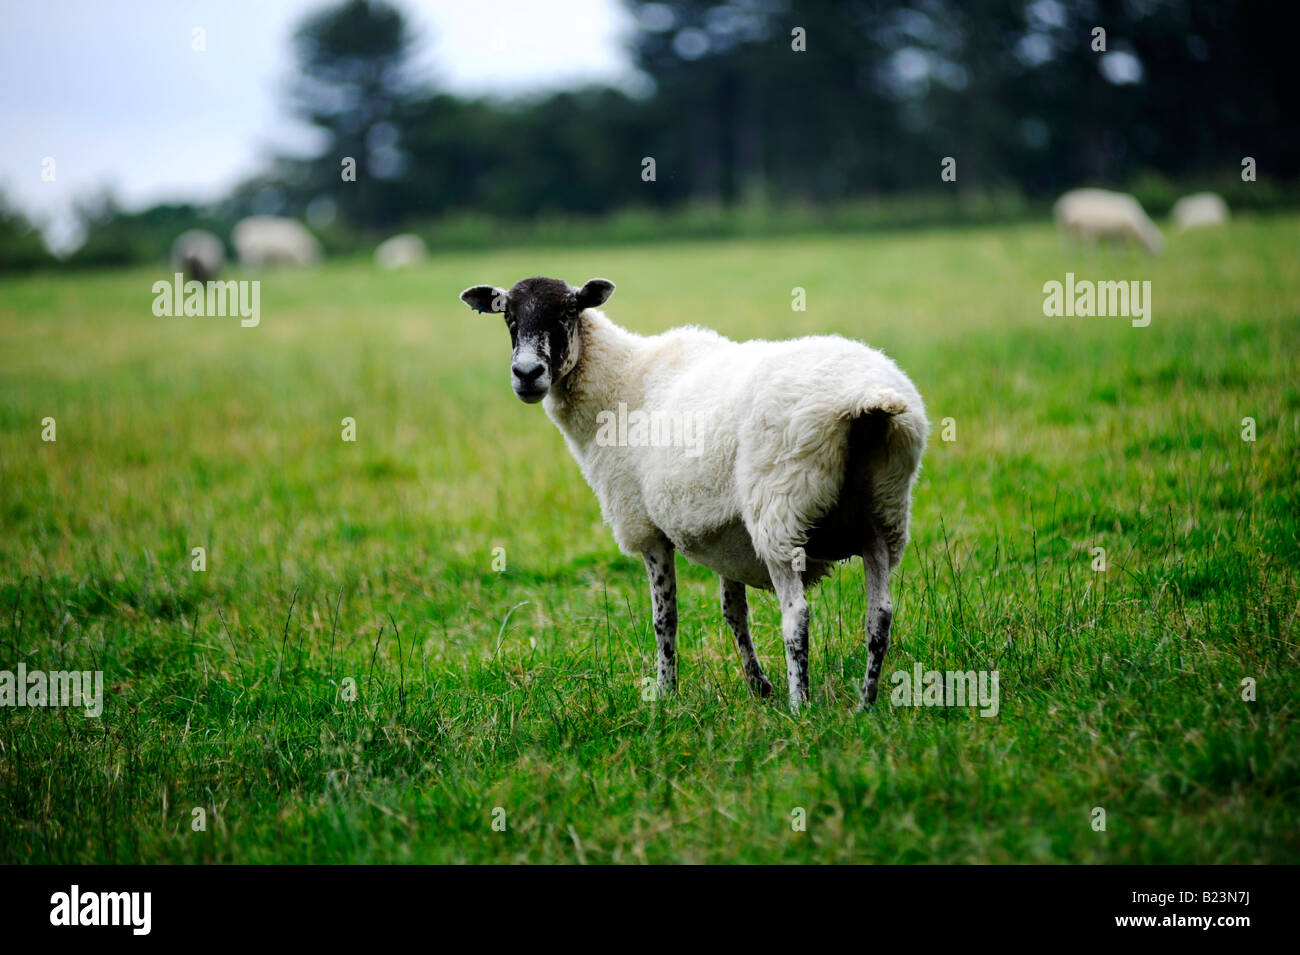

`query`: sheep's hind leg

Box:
[765,559,810,713]
[720,577,773,698]
[858,525,894,712]
[642,539,678,697]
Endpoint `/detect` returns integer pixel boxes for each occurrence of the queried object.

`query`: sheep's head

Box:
[459,276,615,404]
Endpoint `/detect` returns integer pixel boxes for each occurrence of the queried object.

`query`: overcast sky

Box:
[1,0,638,249]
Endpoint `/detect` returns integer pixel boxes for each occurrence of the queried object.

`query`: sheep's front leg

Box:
[858,529,894,711]
[720,577,773,698]
[766,560,810,712]
[643,540,678,697]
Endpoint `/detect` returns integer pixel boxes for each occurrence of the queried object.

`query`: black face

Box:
[459,276,615,404]
[502,277,580,402]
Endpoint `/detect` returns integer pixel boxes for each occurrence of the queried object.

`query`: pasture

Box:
[1,216,1297,863]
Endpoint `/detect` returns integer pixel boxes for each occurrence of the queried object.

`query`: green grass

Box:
[1,217,1297,863]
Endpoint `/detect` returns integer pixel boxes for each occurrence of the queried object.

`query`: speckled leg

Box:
[858,527,893,712]
[720,576,772,698]
[766,559,810,713]
[642,539,677,696]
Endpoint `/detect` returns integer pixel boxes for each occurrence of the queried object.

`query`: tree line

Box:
[5,0,1294,269]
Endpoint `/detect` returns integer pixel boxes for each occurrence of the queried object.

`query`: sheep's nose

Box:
[512,360,545,384]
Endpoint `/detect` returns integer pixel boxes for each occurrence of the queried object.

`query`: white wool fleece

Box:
[543,309,929,575]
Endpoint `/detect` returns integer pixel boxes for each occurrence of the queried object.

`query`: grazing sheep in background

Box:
[232,216,322,268]
[1172,192,1230,231]
[374,233,428,270]
[170,229,224,282]
[458,276,928,712]
[1054,188,1164,254]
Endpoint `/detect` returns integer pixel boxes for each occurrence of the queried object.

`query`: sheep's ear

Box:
[576,278,615,310]
[460,285,508,313]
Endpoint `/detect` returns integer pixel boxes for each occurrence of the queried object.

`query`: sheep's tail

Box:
[742,379,926,568]
[847,386,928,565]
[851,386,910,418]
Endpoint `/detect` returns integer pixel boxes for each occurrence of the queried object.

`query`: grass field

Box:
[1,216,1297,863]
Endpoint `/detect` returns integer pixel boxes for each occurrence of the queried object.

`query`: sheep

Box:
[170,229,224,282]
[1054,188,1164,254]
[231,216,322,268]
[458,276,928,712]
[1171,192,1229,231]
[374,233,428,270]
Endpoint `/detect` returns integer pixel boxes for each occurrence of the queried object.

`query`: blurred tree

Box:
[288,0,420,227]
[278,0,1299,227]
[53,0,1300,266]
[625,0,1297,200]
[64,193,231,270]
[0,191,56,272]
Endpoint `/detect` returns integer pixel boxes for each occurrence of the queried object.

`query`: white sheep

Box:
[232,216,322,268]
[170,229,224,282]
[1171,192,1229,231]
[459,276,928,712]
[374,233,428,270]
[1054,188,1164,254]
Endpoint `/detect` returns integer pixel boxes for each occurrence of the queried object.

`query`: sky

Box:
[0,0,638,250]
